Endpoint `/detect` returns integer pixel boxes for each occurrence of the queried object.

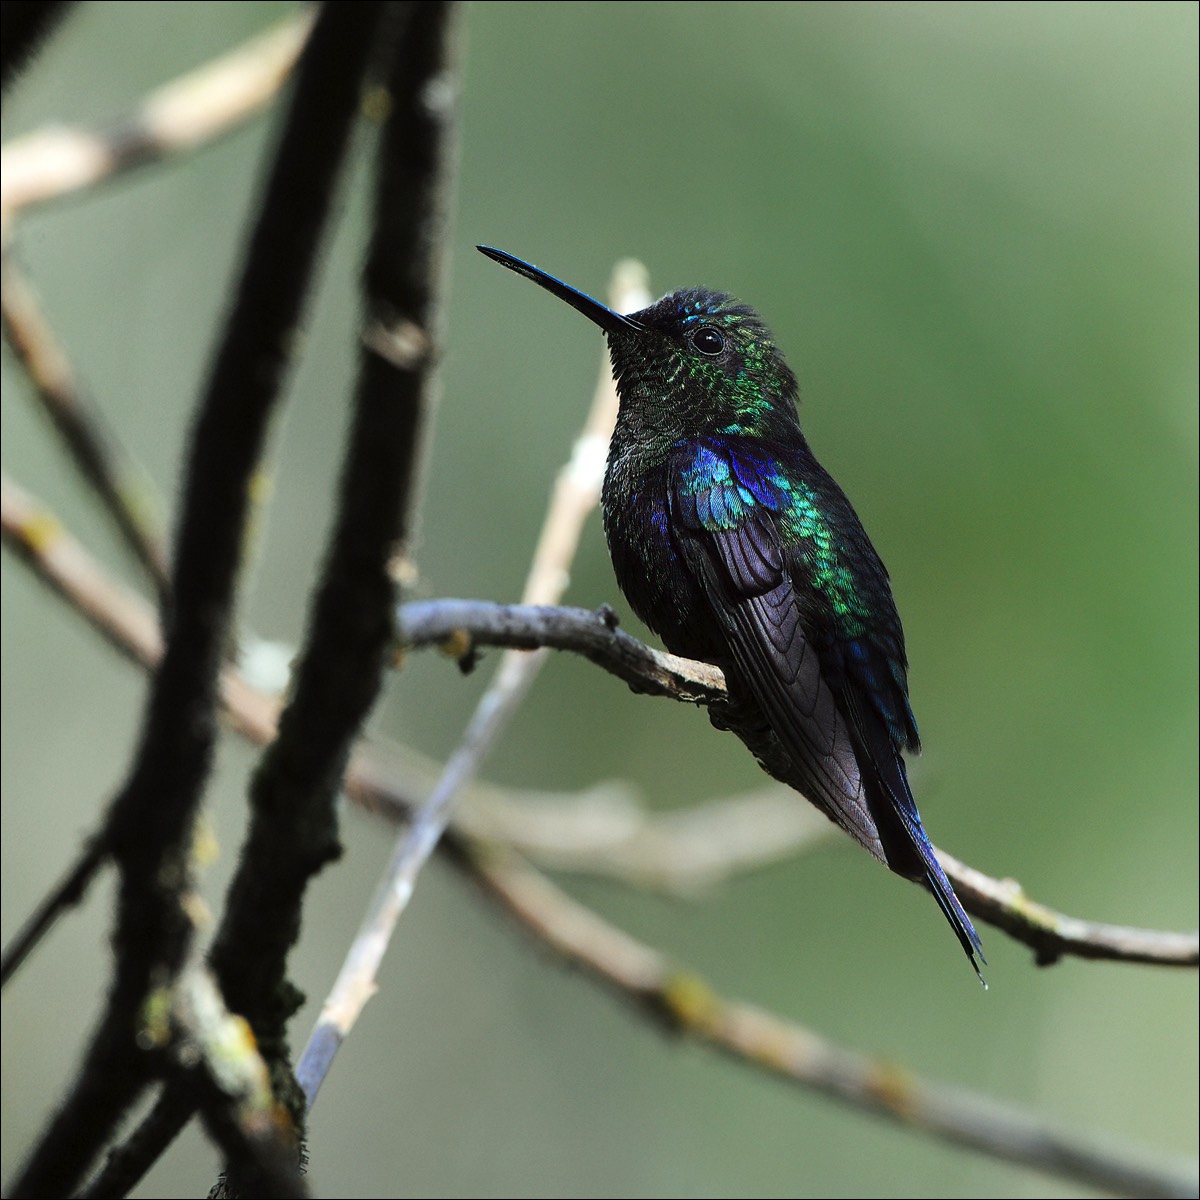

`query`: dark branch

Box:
[396,598,727,704]
[170,967,307,1199]
[7,7,383,1195]
[0,1,74,93]
[74,4,465,1191]
[273,0,464,1112]
[0,836,105,988]
[78,1088,194,1200]
[211,0,460,1116]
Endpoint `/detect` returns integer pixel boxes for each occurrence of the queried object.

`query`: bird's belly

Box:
[603,489,725,663]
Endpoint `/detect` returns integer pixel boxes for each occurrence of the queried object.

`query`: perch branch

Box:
[4,478,1195,988]
[393,596,1198,970]
[937,850,1199,969]
[397,597,725,703]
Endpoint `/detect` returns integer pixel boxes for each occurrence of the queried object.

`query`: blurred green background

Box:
[2,3,1196,1197]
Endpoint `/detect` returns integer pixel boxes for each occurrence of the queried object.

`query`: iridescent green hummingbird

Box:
[479,245,985,980]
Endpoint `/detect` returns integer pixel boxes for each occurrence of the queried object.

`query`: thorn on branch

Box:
[596,602,621,630]
[434,627,476,673]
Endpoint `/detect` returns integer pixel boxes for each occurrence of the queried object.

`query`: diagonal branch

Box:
[0,10,313,220]
[294,256,652,1107]
[1,13,315,606]
[215,0,462,1125]
[2,255,171,601]
[457,779,835,895]
[454,842,1198,1200]
[80,4,466,1192]
[164,961,305,1199]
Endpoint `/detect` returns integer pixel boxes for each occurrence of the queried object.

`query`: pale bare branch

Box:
[295,256,654,1105]
[0,11,313,223]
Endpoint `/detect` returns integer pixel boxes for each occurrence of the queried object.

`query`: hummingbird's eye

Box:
[690,326,725,356]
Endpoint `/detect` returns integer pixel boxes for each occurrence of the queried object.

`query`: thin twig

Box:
[0,10,313,222]
[4,478,1195,1197]
[354,741,833,895]
[2,256,172,601]
[6,8,382,1195]
[0,470,158,988]
[2,11,315,607]
[0,472,277,990]
[294,258,652,1106]
[0,472,161,666]
[0,473,281,740]
[0,832,105,989]
[938,850,1200,969]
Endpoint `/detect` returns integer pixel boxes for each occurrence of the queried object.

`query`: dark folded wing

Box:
[670,440,984,973]
[673,487,890,864]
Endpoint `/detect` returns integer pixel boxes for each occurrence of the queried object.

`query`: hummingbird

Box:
[478,245,985,981]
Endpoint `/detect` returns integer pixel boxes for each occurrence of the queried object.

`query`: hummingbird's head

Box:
[608,287,801,441]
[478,246,802,442]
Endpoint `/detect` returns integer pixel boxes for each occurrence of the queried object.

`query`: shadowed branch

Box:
[6,6,381,1194]
[224,0,463,1130]
[0,2,75,94]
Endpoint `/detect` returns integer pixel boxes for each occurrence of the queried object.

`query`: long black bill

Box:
[478,245,645,334]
